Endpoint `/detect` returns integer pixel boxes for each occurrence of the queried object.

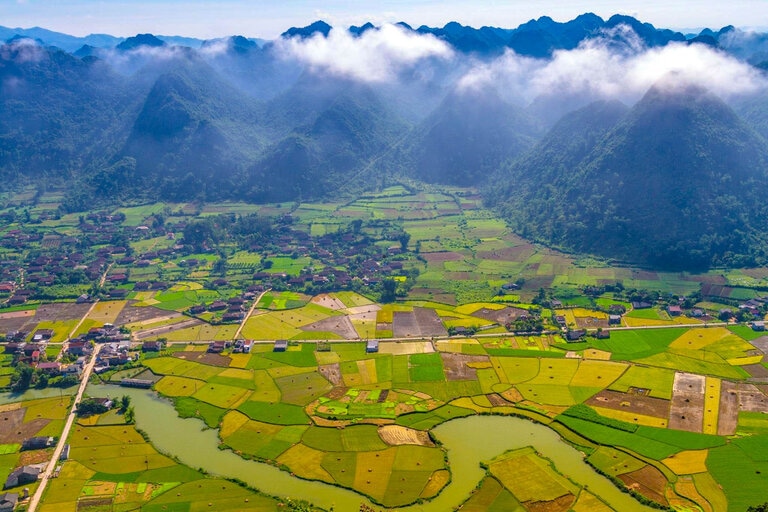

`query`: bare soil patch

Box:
[133,318,202,339]
[114,302,175,326]
[319,364,343,386]
[586,390,670,419]
[34,303,92,322]
[393,308,447,337]
[718,381,739,436]
[744,364,768,378]
[303,316,359,339]
[575,316,609,329]
[311,294,346,311]
[0,408,48,443]
[734,383,768,412]
[440,353,490,381]
[668,373,705,433]
[619,466,669,506]
[486,393,513,406]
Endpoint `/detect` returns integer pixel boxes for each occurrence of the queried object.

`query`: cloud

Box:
[458,24,767,105]
[275,23,454,82]
[0,37,45,63]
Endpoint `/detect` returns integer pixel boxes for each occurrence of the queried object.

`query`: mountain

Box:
[116,33,166,51]
[493,82,768,269]
[245,79,408,202]
[393,88,542,186]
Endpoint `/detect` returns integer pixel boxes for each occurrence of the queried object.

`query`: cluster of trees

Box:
[10,363,79,392]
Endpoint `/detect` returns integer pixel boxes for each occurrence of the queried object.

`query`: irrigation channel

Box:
[85,384,657,511]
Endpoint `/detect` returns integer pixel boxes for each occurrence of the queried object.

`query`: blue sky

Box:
[3,0,767,38]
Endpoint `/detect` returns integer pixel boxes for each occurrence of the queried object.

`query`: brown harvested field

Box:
[0,310,35,320]
[618,466,668,506]
[34,303,92,322]
[472,307,528,324]
[718,381,739,435]
[586,390,671,419]
[302,316,358,339]
[440,353,490,380]
[735,383,768,412]
[319,363,343,386]
[744,363,768,379]
[477,245,536,261]
[133,318,202,339]
[378,425,434,446]
[749,336,768,359]
[519,276,555,290]
[0,314,36,333]
[392,308,447,337]
[173,352,231,367]
[422,252,464,263]
[669,373,705,433]
[525,493,576,512]
[18,449,51,465]
[113,303,176,326]
[486,393,514,406]
[310,294,346,310]
[575,316,609,329]
[0,408,48,443]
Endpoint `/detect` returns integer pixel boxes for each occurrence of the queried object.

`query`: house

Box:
[667,305,682,316]
[565,329,586,341]
[366,340,379,353]
[32,329,54,342]
[274,340,288,352]
[752,321,766,332]
[36,362,61,374]
[690,308,704,318]
[594,330,610,339]
[21,437,55,451]
[554,315,567,327]
[4,465,40,489]
[207,341,226,353]
[242,340,253,353]
[608,314,622,325]
[631,301,652,310]
[60,444,70,461]
[142,341,162,352]
[0,492,18,512]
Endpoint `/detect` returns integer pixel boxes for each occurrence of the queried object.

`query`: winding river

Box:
[90,385,657,511]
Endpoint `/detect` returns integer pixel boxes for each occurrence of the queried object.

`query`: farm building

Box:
[243,339,253,353]
[753,321,766,331]
[4,465,40,489]
[565,329,586,341]
[366,340,379,353]
[21,437,55,451]
[0,493,18,512]
[274,340,288,352]
[608,314,622,325]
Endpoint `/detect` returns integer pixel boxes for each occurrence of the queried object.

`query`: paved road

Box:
[233,288,270,340]
[28,343,102,512]
[57,300,100,362]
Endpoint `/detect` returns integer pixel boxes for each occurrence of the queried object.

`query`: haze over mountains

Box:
[2,13,768,269]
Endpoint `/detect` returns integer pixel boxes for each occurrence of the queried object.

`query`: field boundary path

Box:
[233,288,270,340]
[28,343,103,512]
